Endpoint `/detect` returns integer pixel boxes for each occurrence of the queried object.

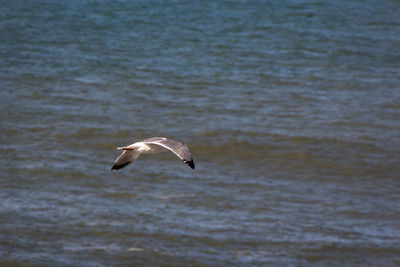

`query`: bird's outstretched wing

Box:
[111,150,140,170]
[143,137,195,169]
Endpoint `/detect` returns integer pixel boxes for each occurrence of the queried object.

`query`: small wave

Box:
[148,193,195,200]
[74,75,103,84]
[127,247,145,252]
[62,242,122,252]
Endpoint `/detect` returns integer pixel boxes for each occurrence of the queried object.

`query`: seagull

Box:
[111,137,195,171]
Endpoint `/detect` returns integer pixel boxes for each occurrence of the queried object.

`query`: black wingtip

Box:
[111,162,131,171]
[185,160,195,170]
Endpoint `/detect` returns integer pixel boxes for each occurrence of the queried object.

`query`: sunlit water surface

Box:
[1,1,400,266]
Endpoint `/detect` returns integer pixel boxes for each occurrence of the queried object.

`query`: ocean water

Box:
[1,0,400,266]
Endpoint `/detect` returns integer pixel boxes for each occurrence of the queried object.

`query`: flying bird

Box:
[111,137,195,170]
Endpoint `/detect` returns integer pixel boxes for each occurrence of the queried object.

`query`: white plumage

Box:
[111,137,195,170]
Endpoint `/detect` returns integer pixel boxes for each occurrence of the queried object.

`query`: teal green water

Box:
[1,1,400,266]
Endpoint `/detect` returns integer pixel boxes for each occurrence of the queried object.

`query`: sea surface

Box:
[1,0,400,266]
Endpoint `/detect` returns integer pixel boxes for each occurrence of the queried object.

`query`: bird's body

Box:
[111,137,195,170]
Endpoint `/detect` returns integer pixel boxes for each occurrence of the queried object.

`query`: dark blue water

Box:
[1,1,400,266]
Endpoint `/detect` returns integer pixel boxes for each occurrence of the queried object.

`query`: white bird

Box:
[111,137,195,170]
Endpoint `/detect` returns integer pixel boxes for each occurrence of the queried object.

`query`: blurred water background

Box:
[1,0,400,266]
